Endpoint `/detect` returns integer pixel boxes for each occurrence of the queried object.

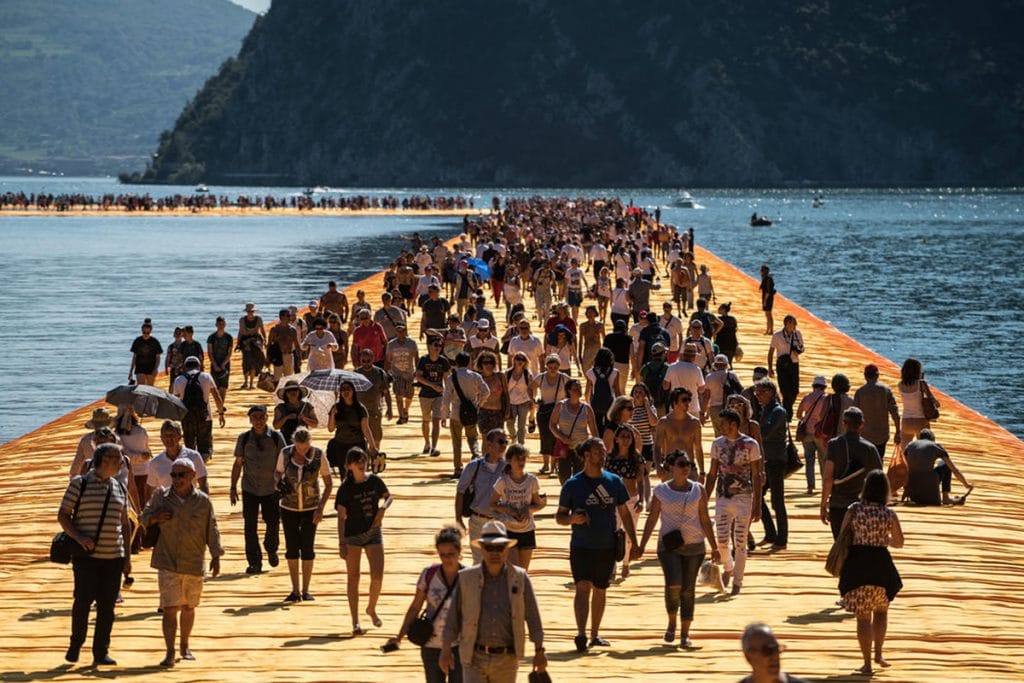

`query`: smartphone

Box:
[380,641,399,653]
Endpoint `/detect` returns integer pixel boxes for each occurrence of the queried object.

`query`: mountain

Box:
[0,0,255,176]
[127,0,1024,187]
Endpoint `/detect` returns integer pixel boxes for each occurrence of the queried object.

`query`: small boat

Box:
[195,185,209,193]
[812,195,824,208]
[672,190,701,208]
[750,213,773,227]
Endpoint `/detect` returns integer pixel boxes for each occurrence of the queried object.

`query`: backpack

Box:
[722,371,743,402]
[182,372,207,415]
[643,361,669,408]
[590,367,614,418]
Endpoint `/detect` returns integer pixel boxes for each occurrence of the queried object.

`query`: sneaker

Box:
[430,448,441,457]
[574,634,588,653]
[284,591,302,603]
[93,655,117,666]
[267,551,279,568]
[422,444,431,455]
[588,637,610,647]
[245,566,262,575]
[302,592,315,601]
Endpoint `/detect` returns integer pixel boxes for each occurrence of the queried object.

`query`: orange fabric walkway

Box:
[1,240,1022,682]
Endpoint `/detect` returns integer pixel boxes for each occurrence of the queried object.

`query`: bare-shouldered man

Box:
[268,309,300,379]
[654,387,704,482]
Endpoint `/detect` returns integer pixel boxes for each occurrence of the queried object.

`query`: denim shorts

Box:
[343,526,383,547]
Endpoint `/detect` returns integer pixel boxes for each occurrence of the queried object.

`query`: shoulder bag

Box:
[920,380,940,420]
[825,512,854,577]
[51,478,112,564]
[407,565,460,646]
[552,403,583,461]
[460,459,483,518]
[784,424,804,478]
[451,371,479,426]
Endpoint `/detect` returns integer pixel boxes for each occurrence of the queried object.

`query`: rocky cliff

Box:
[128,0,1024,187]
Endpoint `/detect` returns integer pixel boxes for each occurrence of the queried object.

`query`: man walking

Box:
[455,428,509,563]
[146,421,208,501]
[439,520,546,683]
[129,318,162,386]
[754,379,790,551]
[415,336,451,457]
[385,322,419,425]
[230,405,286,574]
[356,348,393,451]
[556,437,641,652]
[705,409,762,595]
[442,352,490,476]
[268,309,300,379]
[140,458,223,667]
[853,364,901,455]
[171,356,226,462]
[820,407,883,539]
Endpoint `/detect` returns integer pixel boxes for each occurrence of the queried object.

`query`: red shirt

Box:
[352,322,388,362]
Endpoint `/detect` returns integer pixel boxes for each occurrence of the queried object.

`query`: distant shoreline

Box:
[0,207,489,218]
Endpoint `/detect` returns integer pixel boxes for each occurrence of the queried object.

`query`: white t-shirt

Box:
[611,288,630,315]
[302,330,339,371]
[146,448,207,488]
[653,480,706,546]
[416,274,442,298]
[414,251,434,272]
[566,267,585,292]
[119,425,151,476]
[769,329,804,360]
[508,335,544,375]
[507,370,532,406]
[704,369,733,407]
[492,473,541,532]
[664,361,706,413]
[416,564,459,649]
[590,243,609,262]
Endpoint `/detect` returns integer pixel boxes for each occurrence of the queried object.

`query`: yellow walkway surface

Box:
[2,237,1022,682]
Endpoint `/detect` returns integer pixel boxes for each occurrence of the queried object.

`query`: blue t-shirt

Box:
[558,470,629,550]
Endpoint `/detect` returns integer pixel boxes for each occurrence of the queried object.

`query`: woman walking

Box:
[898,357,936,446]
[586,348,620,434]
[336,447,391,634]
[237,303,266,390]
[838,470,904,675]
[327,380,377,478]
[715,303,739,366]
[530,355,569,476]
[606,426,644,578]
[550,379,598,483]
[629,384,660,505]
[638,450,720,648]
[578,306,605,374]
[490,444,545,570]
[505,352,535,445]
[385,526,465,682]
[275,427,332,603]
[476,352,509,436]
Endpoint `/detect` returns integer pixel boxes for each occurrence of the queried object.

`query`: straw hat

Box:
[275,379,309,400]
[244,302,258,313]
[85,407,112,430]
[471,520,518,549]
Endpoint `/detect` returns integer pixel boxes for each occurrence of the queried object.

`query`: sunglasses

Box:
[747,642,782,657]
[679,397,692,403]
[494,438,509,446]
[481,544,507,552]
[170,471,191,478]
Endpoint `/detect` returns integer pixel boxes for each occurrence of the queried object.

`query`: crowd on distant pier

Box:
[0,191,476,213]
[56,196,974,681]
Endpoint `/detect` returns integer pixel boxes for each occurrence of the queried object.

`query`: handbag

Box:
[815,394,839,440]
[662,528,684,551]
[825,516,854,577]
[552,403,583,460]
[407,565,459,647]
[51,478,112,564]
[920,380,940,420]
[784,425,804,478]
[257,370,277,393]
[460,459,482,518]
[451,371,479,426]
[886,442,909,500]
[796,392,826,441]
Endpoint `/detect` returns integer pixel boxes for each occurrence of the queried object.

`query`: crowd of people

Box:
[59,196,974,680]
[0,191,475,213]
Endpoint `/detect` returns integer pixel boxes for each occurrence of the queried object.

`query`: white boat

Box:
[195,185,209,193]
[812,194,824,208]
[671,190,702,208]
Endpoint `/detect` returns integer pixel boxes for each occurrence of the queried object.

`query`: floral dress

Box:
[840,502,902,616]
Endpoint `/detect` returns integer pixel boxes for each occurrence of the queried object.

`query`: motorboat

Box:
[812,194,824,208]
[750,213,773,227]
[195,185,209,193]
[671,190,703,208]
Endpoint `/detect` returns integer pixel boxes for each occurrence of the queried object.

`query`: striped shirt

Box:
[60,471,127,559]
[631,404,656,445]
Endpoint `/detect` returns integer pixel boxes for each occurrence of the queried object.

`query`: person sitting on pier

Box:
[903,429,974,505]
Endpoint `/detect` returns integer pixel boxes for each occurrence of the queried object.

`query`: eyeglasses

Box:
[746,641,782,657]
[679,397,692,403]
[494,438,509,446]
[481,544,506,552]
[170,471,191,478]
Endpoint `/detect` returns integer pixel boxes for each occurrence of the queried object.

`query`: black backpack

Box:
[591,367,614,418]
[722,371,744,402]
[182,372,207,414]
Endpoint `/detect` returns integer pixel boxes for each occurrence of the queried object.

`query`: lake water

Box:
[1,177,1021,442]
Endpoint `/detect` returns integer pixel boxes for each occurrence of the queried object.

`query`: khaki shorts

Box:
[158,569,204,609]
[419,395,443,420]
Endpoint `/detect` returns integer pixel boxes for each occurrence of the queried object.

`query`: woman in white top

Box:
[115,406,150,508]
[505,352,535,445]
[490,444,545,570]
[638,450,720,648]
[595,266,613,320]
[610,277,632,329]
[898,357,936,445]
[385,525,464,679]
[302,317,340,371]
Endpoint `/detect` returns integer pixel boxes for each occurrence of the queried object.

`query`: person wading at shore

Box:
[129,318,162,386]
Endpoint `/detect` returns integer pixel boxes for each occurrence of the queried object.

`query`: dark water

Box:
[1,178,1021,442]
